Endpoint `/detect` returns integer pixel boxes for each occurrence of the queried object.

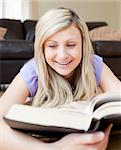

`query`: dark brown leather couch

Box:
[93,41,121,81]
[0,19,36,90]
[87,22,121,81]
[0,19,121,90]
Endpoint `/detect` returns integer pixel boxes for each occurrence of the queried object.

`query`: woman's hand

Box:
[50,124,112,150]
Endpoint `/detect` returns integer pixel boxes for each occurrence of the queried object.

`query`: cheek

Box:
[72,48,82,66]
[72,47,82,60]
[44,49,54,63]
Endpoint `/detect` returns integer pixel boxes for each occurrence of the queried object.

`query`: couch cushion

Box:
[90,26,121,41]
[0,40,34,59]
[93,41,121,57]
[0,19,24,39]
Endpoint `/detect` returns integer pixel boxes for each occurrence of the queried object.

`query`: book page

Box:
[85,92,121,113]
[93,101,121,119]
[4,104,93,131]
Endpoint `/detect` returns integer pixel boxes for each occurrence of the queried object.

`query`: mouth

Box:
[55,60,72,68]
[55,60,72,65]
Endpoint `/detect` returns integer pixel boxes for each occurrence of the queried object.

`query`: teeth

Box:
[56,61,71,65]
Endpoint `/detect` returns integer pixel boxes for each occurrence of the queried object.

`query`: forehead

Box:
[46,24,82,42]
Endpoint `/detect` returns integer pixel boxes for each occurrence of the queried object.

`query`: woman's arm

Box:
[99,63,121,92]
[0,74,51,150]
[0,74,29,116]
[0,73,111,150]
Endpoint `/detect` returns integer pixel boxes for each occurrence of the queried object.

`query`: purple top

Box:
[20,55,103,97]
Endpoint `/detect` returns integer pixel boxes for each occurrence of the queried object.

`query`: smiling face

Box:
[44,24,83,79]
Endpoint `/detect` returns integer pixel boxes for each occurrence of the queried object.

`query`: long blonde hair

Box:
[32,7,98,107]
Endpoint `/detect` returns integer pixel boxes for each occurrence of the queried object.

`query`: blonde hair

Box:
[32,7,98,107]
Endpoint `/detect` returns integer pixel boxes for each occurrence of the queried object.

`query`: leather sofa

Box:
[93,41,121,81]
[0,19,121,90]
[0,19,36,90]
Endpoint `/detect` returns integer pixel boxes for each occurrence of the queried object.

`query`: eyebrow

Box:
[46,39,77,43]
[46,40,57,43]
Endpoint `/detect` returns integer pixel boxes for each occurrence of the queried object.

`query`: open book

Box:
[4,92,121,138]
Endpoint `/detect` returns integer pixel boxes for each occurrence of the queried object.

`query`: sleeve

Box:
[92,55,103,86]
[19,59,38,97]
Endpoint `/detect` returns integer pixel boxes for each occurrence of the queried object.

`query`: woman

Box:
[0,7,120,150]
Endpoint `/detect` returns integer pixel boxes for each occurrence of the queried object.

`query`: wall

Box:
[0,0,30,20]
[1,0,23,19]
[28,0,121,29]
[120,1,121,29]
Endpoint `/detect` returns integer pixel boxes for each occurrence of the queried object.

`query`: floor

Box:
[108,134,121,150]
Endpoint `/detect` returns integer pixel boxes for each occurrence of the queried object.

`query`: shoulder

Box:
[19,58,38,97]
[20,58,36,71]
[92,54,103,65]
[20,58,37,80]
[91,54,103,85]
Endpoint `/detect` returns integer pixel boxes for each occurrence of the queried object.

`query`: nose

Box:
[57,46,68,59]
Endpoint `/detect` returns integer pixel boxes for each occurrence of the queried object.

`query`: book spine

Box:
[88,118,101,131]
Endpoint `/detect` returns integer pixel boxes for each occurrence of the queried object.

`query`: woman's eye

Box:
[48,45,57,48]
[67,44,76,47]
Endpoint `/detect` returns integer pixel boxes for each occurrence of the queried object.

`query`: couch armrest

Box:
[93,41,121,57]
[0,40,34,59]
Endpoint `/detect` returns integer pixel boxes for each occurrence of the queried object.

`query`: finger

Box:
[59,132,105,145]
[102,124,113,148]
[94,124,113,150]
[79,132,105,144]
[104,124,113,137]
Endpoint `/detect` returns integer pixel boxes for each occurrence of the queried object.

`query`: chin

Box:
[57,71,74,79]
